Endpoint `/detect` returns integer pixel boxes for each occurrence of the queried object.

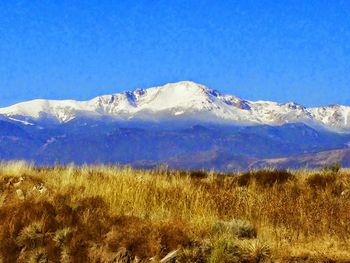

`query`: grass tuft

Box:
[212,219,257,239]
[238,239,271,263]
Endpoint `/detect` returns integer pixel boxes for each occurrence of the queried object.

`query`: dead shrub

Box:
[237,169,294,187]
[322,163,341,174]
[104,220,160,258]
[0,200,57,239]
[189,170,208,179]
[0,199,57,261]
[306,173,336,189]
[157,220,192,252]
[64,233,89,263]
[104,216,192,259]
[74,196,111,240]
[177,170,208,179]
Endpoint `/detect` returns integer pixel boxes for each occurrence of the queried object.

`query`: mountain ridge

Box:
[1,81,350,132]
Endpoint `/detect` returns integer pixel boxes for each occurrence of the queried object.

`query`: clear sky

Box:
[0,0,349,107]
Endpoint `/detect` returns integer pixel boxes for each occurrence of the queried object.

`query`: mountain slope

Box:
[0,119,349,169]
[252,148,350,169]
[1,81,350,132]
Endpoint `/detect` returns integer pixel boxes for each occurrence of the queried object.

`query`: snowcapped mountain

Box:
[1,81,350,132]
[1,81,350,169]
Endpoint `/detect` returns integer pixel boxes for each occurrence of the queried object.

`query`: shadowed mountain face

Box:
[0,119,349,171]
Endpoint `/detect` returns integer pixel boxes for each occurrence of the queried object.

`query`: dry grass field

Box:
[0,161,350,262]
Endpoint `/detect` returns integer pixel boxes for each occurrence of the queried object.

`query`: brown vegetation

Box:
[0,161,350,262]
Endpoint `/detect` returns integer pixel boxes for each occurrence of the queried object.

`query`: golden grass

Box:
[0,162,350,262]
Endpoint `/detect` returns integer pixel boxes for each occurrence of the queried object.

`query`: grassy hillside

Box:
[0,162,350,262]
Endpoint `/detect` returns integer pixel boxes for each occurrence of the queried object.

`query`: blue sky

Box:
[0,0,349,107]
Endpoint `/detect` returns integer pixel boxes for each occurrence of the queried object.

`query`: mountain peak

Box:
[149,81,210,95]
[162,80,208,88]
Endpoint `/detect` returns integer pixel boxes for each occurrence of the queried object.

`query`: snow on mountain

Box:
[309,105,350,132]
[0,81,350,132]
[0,99,93,123]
